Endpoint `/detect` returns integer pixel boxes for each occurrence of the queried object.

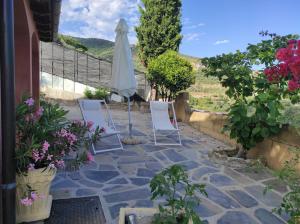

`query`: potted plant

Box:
[15,97,103,223]
[119,165,207,224]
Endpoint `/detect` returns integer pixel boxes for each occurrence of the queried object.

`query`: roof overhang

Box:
[29,0,62,42]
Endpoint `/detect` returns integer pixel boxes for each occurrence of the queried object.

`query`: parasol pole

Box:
[128,97,132,137]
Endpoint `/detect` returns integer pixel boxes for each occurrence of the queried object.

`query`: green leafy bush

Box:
[84,88,109,100]
[84,89,94,99]
[269,148,300,224]
[150,165,207,224]
[202,32,300,155]
[148,51,195,100]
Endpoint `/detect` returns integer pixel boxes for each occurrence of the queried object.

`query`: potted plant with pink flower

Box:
[15,97,103,223]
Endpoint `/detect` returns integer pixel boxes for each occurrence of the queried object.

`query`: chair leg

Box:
[116,134,124,150]
[153,129,158,145]
[177,130,182,145]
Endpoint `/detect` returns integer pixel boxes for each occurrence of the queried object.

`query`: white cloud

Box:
[214,39,230,45]
[185,23,205,29]
[59,0,140,44]
[184,32,205,41]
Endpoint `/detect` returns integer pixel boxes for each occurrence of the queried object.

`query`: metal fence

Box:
[40,41,150,99]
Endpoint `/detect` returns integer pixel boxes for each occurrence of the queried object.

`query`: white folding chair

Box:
[78,99,123,154]
[150,101,182,146]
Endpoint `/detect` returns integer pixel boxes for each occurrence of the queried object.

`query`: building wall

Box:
[14,0,39,103]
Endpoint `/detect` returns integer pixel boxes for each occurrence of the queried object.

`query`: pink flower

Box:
[87,152,94,162]
[42,141,50,153]
[20,197,33,206]
[47,154,53,161]
[276,48,293,62]
[288,79,300,91]
[32,149,40,162]
[30,192,38,201]
[288,39,297,45]
[24,98,34,106]
[87,121,94,130]
[55,160,65,168]
[27,163,35,171]
[278,63,289,77]
[48,163,55,169]
[35,107,44,117]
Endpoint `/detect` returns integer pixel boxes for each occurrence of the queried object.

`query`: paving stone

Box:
[118,164,138,175]
[245,185,282,207]
[262,179,288,194]
[84,170,119,183]
[217,211,258,224]
[194,198,222,218]
[118,156,146,164]
[142,144,166,152]
[255,208,286,224]
[130,178,150,186]
[227,190,258,208]
[107,178,128,184]
[102,185,130,193]
[224,167,253,185]
[137,168,156,178]
[98,164,116,171]
[51,179,80,189]
[235,167,273,181]
[202,159,218,168]
[205,185,240,209]
[210,174,236,186]
[163,149,187,162]
[135,200,153,208]
[178,160,199,170]
[81,161,98,170]
[78,179,103,188]
[145,161,163,171]
[192,167,219,180]
[68,171,82,180]
[154,151,168,161]
[76,188,97,196]
[109,203,128,219]
[110,150,139,157]
[104,188,151,203]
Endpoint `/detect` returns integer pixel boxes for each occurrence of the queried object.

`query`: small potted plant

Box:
[119,165,207,224]
[15,97,103,223]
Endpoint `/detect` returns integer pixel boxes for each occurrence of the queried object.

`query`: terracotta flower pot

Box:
[16,167,56,223]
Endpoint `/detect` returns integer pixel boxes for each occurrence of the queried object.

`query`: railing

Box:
[40,41,150,99]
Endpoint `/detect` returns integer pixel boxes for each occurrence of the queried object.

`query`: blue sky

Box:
[59,0,300,58]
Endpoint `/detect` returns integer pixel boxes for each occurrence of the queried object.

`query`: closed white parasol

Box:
[111,18,137,137]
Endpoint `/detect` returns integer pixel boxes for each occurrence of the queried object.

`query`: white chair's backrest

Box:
[79,100,108,130]
[150,101,175,130]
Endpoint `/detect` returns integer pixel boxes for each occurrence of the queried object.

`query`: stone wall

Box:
[174,92,300,172]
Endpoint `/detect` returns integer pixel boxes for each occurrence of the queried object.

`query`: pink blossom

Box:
[42,141,50,153]
[276,48,293,62]
[87,152,94,162]
[30,192,38,201]
[48,163,55,169]
[24,98,35,106]
[32,149,40,162]
[87,121,94,130]
[27,163,35,171]
[47,154,53,161]
[35,107,44,117]
[20,197,33,206]
[55,160,65,168]
[288,79,300,91]
[60,150,65,156]
[278,63,289,77]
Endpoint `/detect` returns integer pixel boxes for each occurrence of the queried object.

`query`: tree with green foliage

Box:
[148,51,195,101]
[135,0,182,67]
[202,32,300,157]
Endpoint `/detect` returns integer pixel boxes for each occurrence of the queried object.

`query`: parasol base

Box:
[121,136,143,145]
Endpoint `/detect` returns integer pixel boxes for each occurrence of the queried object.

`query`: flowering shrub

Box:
[16,97,104,205]
[264,39,300,93]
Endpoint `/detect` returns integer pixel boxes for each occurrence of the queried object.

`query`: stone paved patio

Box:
[50,105,288,224]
